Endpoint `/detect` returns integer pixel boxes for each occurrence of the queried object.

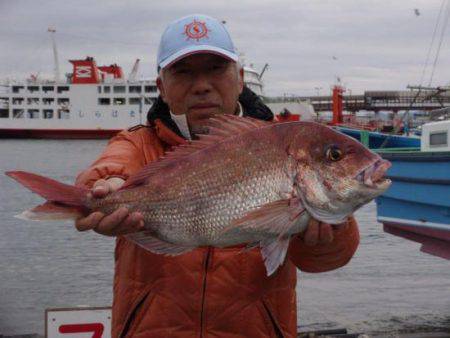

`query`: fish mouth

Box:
[355,159,392,189]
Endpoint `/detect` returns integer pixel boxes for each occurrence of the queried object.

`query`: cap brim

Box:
[159,45,239,70]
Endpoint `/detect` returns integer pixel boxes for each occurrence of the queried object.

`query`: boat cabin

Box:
[421,120,450,152]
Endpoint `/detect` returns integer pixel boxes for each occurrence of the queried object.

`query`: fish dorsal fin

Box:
[121,115,271,189]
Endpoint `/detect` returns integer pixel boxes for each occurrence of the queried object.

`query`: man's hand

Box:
[302,218,349,246]
[75,177,144,236]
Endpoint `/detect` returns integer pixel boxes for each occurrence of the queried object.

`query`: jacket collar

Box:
[153,119,187,146]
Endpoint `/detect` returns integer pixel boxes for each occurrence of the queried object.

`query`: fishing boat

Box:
[374,120,450,259]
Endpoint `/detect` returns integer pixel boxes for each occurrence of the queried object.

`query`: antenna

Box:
[48,28,60,83]
[258,63,269,80]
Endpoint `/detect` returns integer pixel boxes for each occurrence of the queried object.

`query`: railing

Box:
[374,147,421,153]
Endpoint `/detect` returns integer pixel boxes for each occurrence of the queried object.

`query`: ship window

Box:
[0,109,8,118]
[28,109,40,119]
[113,98,126,105]
[58,109,70,119]
[129,86,142,93]
[57,98,70,104]
[12,86,24,93]
[98,86,102,94]
[42,86,54,92]
[13,109,24,118]
[98,98,110,105]
[57,86,69,93]
[27,86,39,93]
[144,85,157,93]
[129,97,141,105]
[430,131,448,147]
[12,97,24,104]
[0,98,8,110]
[144,97,154,105]
[104,86,111,93]
[27,97,40,104]
[43,98,54,105]
[43,109,53,119]
[113,86,126,93]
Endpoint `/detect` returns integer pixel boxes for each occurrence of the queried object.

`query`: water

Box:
[0,139,449,335]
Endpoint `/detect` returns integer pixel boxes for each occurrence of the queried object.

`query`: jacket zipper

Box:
[200,247,212,338]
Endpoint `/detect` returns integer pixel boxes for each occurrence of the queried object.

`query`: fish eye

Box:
[326,145,343,161]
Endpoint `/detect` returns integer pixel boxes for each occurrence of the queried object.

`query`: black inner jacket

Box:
[146,86,273,138]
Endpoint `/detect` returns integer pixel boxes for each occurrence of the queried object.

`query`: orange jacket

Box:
[76,120,360,338]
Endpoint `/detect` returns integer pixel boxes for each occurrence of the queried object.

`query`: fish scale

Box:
[89,131,292,247]
[161,145,287,244]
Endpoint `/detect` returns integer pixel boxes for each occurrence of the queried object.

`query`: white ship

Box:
[0,56,159,139]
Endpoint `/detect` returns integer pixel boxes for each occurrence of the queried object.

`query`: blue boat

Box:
[336,126,420,149]
[337,122,450,259]
[375,149,450,259]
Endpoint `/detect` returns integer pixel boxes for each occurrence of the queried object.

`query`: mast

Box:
[128,59,140,81]
[48,28,60,83]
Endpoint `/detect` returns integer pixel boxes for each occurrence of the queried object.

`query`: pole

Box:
[139,95,143,124]
[332,85,344,125]
[48,28,60,83]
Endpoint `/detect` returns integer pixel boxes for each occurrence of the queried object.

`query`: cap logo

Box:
[184,19,209,41]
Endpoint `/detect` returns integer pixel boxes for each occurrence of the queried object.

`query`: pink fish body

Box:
[7,115,391,275]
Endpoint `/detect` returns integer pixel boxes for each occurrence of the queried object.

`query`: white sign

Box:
[46,307,111,338]
[76,66,92,78]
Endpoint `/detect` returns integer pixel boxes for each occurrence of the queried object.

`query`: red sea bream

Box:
[6,115,391,275]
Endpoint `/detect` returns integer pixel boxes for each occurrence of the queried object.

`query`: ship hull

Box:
[376,151,450,260]
[0,128,121,139]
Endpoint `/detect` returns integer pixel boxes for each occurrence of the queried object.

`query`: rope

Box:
[428,0,450,86]
[419,0,446,86]
[380,1,450,148]
[379,90,423,149]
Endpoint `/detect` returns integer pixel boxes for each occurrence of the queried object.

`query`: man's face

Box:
[157,53,244,134]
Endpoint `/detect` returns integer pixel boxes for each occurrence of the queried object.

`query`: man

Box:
[75,14,360,338]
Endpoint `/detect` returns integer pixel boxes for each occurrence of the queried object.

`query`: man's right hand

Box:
[75,177,145,236]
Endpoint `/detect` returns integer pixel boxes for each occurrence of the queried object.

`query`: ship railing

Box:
[374,147,421,153]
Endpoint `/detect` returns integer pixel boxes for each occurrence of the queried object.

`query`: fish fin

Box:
[16,202,85,221]
[121,115,271,189]
[6,171,89,220]
[243,242,260,251]
[125,231,195,256]
[260,236,291,276]
[205,114,271,137]
[6,171,88,206]
[225,198,307,237]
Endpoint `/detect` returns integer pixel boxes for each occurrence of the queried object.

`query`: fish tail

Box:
[6,170,89,221]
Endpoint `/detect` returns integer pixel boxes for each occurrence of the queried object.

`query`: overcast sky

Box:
[1,0,450,96]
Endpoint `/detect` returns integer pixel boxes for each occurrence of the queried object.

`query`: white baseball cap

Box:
[157,14,239,70]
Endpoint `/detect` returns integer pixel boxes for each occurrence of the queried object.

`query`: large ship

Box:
[0,57,159,139]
